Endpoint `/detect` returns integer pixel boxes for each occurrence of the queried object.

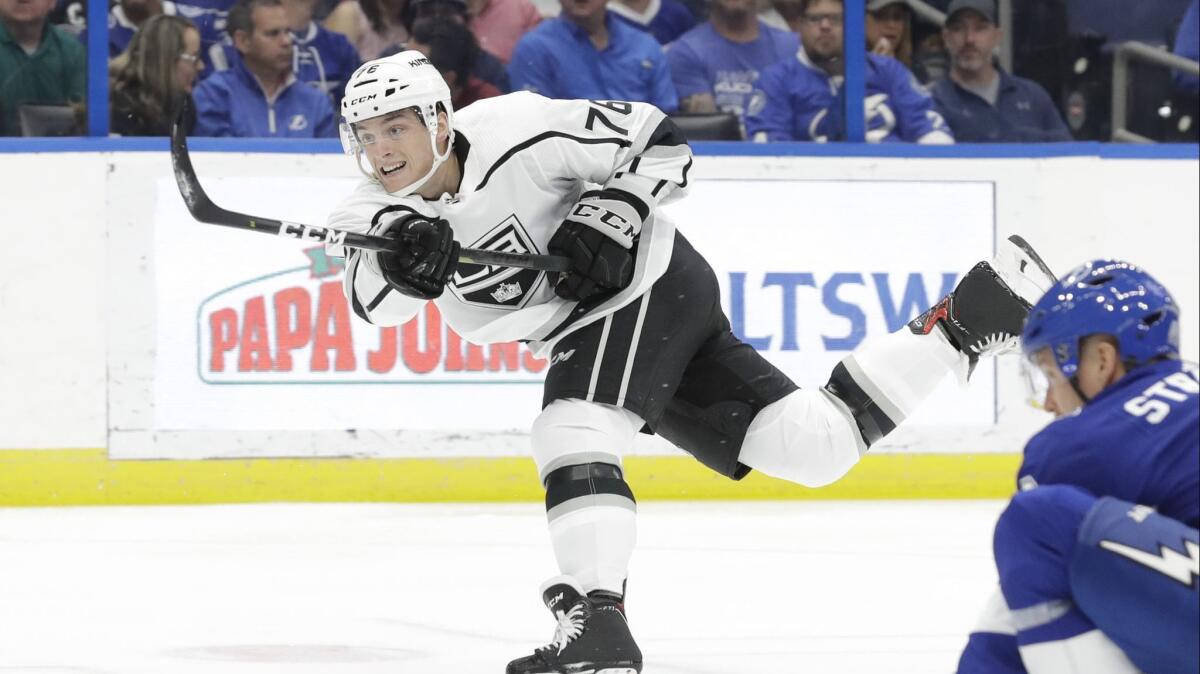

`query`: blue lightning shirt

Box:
[666,21,798,127]
[1019,359,1199,529]
[746,51,953,143]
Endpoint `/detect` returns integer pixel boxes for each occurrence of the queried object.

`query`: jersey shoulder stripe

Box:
[475,131,633,190]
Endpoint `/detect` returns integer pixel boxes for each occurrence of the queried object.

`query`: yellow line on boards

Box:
[0,449,1019,506]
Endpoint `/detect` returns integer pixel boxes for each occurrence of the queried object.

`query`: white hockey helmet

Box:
[339,50,456,197]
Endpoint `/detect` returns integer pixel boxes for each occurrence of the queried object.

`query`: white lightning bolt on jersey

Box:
[1099,538,1200,587]
[326,92,693,355]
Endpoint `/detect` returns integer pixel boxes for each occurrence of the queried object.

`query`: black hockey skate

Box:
[909,235,1057,375]
[506,577,642,674]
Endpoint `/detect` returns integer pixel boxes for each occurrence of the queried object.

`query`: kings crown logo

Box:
[490,282,523,303]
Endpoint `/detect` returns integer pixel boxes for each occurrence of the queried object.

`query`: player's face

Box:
[799,0,844,61]
[1033,348,1085,418]
[943,11,1000,75]
[356,109,448,194]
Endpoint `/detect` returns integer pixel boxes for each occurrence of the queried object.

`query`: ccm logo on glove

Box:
[570,202,635,243]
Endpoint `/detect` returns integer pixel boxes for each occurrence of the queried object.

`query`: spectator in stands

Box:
[402,0,508,91]
[0,0,85,135]
[745,0,953,142]
[465,0,539,63]
[168,0,236,77]
[667,0,798,127]
[283,0,360,105]
[1174,0,1198,94]
[110,15,202,134]
[509,0,677,111]
[406,16,498,108]
[865,0,910,68]
[193,0,336,136]
[609,0,696,45]
[324,0,407,61]
[931,0,1071,142]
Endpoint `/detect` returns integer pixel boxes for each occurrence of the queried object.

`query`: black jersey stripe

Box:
[346,255,371,323]
[371,203,424,229]
[475,132,632,191]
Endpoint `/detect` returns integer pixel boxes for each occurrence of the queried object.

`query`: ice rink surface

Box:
[0,500,1008,674]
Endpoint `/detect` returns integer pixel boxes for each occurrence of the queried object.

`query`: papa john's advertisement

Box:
[153,175,995,435]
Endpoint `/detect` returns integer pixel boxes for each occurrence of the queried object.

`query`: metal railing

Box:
[1111,40,1200,143]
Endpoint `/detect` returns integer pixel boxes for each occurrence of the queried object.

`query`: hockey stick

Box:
[169,112,571,273]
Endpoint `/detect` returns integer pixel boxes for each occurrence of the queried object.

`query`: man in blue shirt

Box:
[609,0,696,45]
[745,0,953,142]
[931,0,1070,142]
[193,0,336,136]
[667,0,798,128]
[956,260,1198,674]
[508,0,677,112]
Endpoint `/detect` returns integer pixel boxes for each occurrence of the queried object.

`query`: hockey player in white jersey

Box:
[328,50,1058,674]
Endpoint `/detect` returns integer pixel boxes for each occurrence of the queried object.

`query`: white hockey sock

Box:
[740,328,963,487]
[547,505,637,595]
[841,326,965,421]
[532,400,643,596]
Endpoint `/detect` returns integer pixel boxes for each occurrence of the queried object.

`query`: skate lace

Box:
[969,332,1019,356]
[543,603,587,655]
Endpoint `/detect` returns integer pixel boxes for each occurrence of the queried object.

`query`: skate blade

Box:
[1006,235,1056,284]
[992,235,1057,306]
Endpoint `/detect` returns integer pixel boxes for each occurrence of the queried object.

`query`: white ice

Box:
[0,501,1008,674]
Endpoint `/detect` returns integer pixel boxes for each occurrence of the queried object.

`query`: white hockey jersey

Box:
[326,92,693,355]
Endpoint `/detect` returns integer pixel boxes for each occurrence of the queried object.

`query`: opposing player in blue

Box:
[957,260,1199,674]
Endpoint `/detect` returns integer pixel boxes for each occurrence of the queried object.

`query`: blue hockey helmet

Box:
[1021,259,1180,379]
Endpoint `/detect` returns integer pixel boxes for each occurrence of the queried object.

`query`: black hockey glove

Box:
[376,214,460,300]
[548,191,643,302]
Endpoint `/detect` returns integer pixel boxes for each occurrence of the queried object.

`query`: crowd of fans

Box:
[1,0,1197,141]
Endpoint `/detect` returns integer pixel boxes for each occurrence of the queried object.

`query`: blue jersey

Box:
[291,22,361,107]
[192,59,338,137]
[609,0,696,45]
[1019,359,1200,529]
[666,21,797,126]
[509,12,678,113]
[746,51,953,143]
[958,360,1200,674]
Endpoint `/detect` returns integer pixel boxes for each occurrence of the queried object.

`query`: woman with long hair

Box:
[109,15,203,135]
